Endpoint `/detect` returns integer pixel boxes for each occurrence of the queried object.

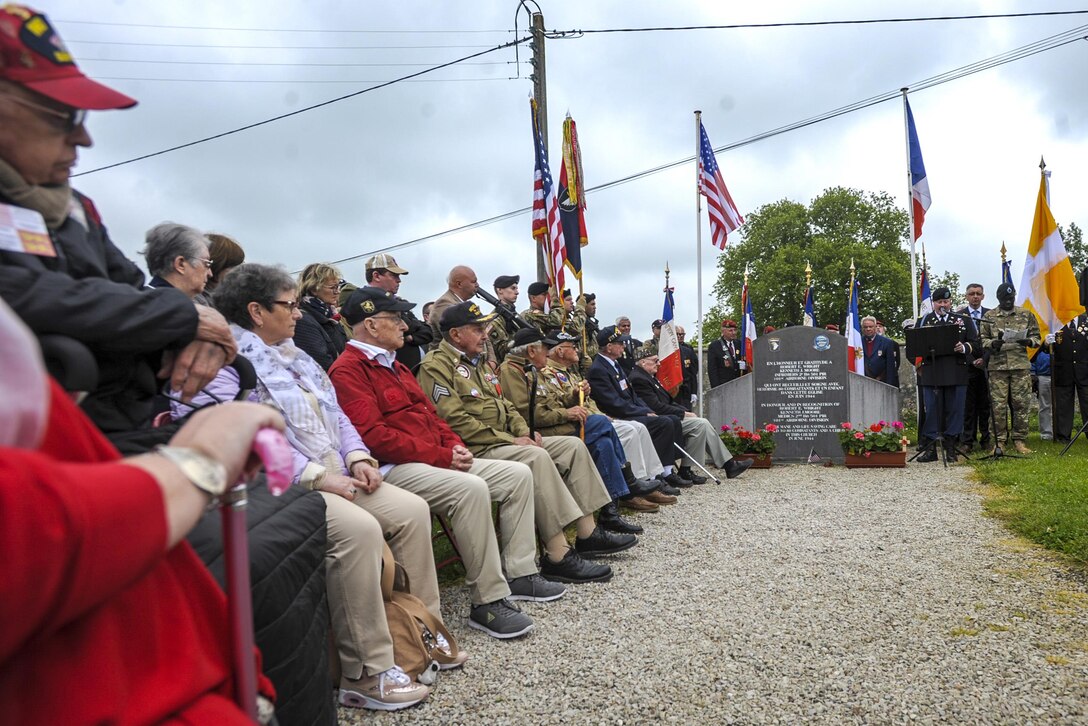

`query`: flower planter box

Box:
[843,450,906,468]
[733,452,773,469]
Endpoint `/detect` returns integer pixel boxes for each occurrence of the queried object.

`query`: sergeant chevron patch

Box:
[431,383,451,403]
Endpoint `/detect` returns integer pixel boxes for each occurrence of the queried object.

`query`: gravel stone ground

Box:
[340,463,1088,725]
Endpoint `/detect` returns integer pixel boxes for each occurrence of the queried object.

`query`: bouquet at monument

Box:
[838,421,909,456]
[719,420,777,456]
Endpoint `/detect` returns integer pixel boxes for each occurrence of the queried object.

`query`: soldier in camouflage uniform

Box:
[640,320,662,358]
[980,283,1041,454]
[418,301,631,582]
[581,293,600,370]
[520,281,565,333]
[487,274,522,363]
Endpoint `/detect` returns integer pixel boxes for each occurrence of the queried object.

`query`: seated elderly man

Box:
[499,328,671,535]
[629,349,753,480]
[544,330,673,495]
[589,325,694,489]
[142,223,214,301]
[418,301,635,584]
[0,8,235,447]
[329,287,565,638]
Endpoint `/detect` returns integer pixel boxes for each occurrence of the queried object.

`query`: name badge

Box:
[619,379,628,391]
[0,203,56,257]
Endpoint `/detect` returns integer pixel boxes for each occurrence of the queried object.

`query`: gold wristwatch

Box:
[155,446,229,497]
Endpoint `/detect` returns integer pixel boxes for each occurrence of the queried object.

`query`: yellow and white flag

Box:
[1017,172,1085,338]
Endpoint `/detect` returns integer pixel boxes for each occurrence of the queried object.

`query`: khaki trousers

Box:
[484,437,611,540]
[680,416,733,468]
[611,418,664,479]
[384,458,537,605]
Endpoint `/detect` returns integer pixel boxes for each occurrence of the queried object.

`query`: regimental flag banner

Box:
[698,122,744,250]
[740,283,756,371]
[531,97,565,294]
[918,266,933,319]
[1001,259,1013,286]
[558,114,588,279]
[846,279,863,373]
[656,287,683,393]
[1017,170,1086,340]
[905,98,931,240]
[803,284,816,327]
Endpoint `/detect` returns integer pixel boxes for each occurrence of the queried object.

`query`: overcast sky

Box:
[51,0,1088,340]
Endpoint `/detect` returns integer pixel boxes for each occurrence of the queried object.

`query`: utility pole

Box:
[530,10,548,283]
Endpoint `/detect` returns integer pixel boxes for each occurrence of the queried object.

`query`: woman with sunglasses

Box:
[293,262,347,370]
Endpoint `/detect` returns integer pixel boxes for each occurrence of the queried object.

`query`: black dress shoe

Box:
[656,480,681,496]
[574,527,637,557]
[539,549,613,583]
[678,466,708,485]
[661,472,693,488]
[723,458,753,479]
[626,477,660,498]
[916,448,938,463]
[598,503,644,534]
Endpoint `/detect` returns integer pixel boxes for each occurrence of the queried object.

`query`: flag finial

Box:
[1040,156,1047,172]
[805,260,812,287]
[1001,241,1007,263]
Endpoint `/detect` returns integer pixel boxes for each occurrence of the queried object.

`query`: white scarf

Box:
[232,324,345,472]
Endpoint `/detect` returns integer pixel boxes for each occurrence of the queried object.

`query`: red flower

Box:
[869,424,883,433]
[765,423,778,433]
[863,451,872,458]
[841,422,853,430]
[752,434,761,441]
[854,432,865,440]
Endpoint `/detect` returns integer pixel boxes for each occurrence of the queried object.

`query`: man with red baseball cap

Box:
[0,5,237,447]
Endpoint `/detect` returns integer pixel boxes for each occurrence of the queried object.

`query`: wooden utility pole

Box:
[531,11,548,283]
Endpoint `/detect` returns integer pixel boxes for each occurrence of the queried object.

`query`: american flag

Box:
[531,97,565,292]
[698,122,744,249]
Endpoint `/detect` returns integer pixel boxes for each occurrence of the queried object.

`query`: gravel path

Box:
[341,463,1088,725]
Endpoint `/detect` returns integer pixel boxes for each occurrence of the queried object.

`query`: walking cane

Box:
[673,441,722,484]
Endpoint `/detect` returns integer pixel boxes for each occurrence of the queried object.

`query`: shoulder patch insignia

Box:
[431,383,451,403]
[455,365,470,378]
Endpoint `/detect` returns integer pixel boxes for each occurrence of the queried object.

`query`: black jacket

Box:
[293,296,347,371]
[914,311,979,387]
[629,365,687,417]
[678,342,698,408]
[1052,314,1088,387]
[0,190,197,433]
[587,354,653,418]
[395,307,434,372]
[707,336,741,387]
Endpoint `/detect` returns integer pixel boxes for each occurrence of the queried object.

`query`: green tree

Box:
[703,187,913,342]
[1059,222,1086,275]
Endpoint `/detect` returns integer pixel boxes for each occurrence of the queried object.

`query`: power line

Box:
[548,9,1088,36]
[56,18,513,34]
[94,76,515,84]
[323,24,1088,268]
[80,57,511,67]
[68,39,495,50]
[72,36,530,177]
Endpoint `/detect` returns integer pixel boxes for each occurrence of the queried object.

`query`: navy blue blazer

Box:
[862,334,900,387]
[587,354,653,418]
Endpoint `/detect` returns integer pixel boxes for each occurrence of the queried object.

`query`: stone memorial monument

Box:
[705,326,899,462]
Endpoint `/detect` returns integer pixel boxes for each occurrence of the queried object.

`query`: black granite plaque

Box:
[752,327,848,462]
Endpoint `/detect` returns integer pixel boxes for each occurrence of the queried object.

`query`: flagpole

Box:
[902,88,919,319]
[695,109,705,418]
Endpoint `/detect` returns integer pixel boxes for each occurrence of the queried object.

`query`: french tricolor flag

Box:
[905,98,931,240]
[740,283,756,371]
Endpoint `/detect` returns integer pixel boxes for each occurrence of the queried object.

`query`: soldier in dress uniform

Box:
[614,316,642,374]
[1050,270,1088,443]
[707,319,742,388]
[915,287,980,462]
[980,283,1040,454]
[676,325,699,411]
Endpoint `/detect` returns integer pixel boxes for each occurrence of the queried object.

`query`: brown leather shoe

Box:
[644,490,678,505]
[620,496,660,512]
[1014,441,1033,454]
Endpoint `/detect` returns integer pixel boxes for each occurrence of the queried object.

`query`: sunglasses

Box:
[3,92,87,133]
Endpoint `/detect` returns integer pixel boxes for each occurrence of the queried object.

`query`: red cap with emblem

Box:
[0,5,136,109]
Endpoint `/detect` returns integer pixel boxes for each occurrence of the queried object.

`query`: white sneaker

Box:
[338,666,430,711]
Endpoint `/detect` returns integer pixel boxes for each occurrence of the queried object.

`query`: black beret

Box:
[526,281,550,297]
[931,287,952,301]
[583,293,596,302]
[493,274,520,290]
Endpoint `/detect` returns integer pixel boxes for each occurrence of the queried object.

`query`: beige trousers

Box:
[680,416,733,468]
[485,436,611,540]
[611,418,665,479]
[384,458,537,605]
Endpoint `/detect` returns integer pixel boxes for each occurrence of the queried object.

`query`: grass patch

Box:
[968,432,1088,565]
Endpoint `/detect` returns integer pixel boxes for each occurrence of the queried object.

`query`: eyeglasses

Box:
[270,300,300,312]
[367,314,403,323]
[321,282,340,291]
[2,93,87,133]
[188,257,214,269]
